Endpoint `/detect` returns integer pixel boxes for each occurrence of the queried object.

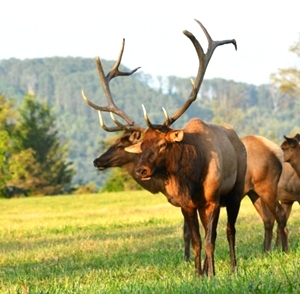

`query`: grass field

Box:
[1,191,300,293]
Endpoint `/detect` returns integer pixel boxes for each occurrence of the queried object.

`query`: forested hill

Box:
[0,57,299,188]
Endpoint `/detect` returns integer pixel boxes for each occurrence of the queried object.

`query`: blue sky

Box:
[2,0,299,85]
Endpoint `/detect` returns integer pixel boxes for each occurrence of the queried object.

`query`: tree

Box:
[0,94,18,197]
[0,130,10,196]
[12,93,75,195]
[270,36,300,107]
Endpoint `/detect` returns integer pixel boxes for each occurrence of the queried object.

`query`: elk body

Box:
[82,20,241,276]
[241,135,288,251]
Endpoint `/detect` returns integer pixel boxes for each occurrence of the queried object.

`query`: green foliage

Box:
[0,55,300,190]
[0,130,10,195]
[101,168,142,192]
[12,94,75,196]
[271,36,300,99]
[0,93,76,197]
[0,95,18,196]
[6,148,42,191]
[72,181,97,194]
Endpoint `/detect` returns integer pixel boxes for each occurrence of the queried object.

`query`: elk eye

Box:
[159,143,167,149]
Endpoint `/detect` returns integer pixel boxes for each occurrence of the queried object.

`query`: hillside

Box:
[0,57,298,188]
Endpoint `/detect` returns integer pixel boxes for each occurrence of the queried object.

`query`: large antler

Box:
[81,38,145,132]
[157,19,237,127]
[82,19,237,132]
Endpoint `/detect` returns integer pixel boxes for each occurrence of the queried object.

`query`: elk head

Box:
[125,128,184,180]
[281,134,300,165]
[93,131,141,170]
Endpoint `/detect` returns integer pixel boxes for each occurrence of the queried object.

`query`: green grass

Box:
[1,191,300,293]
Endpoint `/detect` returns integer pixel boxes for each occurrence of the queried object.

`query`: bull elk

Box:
[82,19,244,277]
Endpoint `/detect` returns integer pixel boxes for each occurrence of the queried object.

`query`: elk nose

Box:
[93,159,99,167]
[136,166,151,178]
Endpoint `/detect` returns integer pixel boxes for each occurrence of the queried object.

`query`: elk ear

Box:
[129,131,142,144]
[295,134,300,142]
[284,135,298,148]
[125,142,142,154]
[168,130,184,143]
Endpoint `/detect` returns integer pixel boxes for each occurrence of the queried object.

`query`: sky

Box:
[1,0,300,85]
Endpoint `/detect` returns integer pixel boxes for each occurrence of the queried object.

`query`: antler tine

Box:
[104,39,141,83]
[142,104,154,128]
[163,19,237,127]
[81,38,144,132]
[162,107,170,125]
[109,112,137,130]
[97,111,125,132]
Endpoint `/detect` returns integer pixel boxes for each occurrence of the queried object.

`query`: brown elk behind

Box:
[278,134,300,233]
[241,135,288,251]
[281,134,300,176]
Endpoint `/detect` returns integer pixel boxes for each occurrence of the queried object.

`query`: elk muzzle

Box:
[135,165,153,180]
[93,158,106,170]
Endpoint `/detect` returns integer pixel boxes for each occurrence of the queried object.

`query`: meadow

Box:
[1,191,300,293]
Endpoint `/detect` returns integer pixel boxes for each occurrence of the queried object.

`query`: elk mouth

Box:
[94,162,108,171]
[140,176,152,181]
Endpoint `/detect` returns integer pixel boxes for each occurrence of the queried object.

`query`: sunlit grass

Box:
[0,191,300,293]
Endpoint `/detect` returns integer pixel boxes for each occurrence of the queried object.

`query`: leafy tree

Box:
[13,93,75,195]
[6,148,43,196]
[0,94,18,197]
[0,130,10,196]
[271,37,300,107]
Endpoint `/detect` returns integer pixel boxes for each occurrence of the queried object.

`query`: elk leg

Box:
[248,192,275,252]
[225,195,240,274]
[198,212,208,274]
[181,208,202,275]
[199,202,220,277]
[183,218,191,262]
[258,192,289,252]
[275,202,292,247]
[274,203,288,252]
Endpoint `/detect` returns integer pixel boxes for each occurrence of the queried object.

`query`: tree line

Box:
[0,35,299,194]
